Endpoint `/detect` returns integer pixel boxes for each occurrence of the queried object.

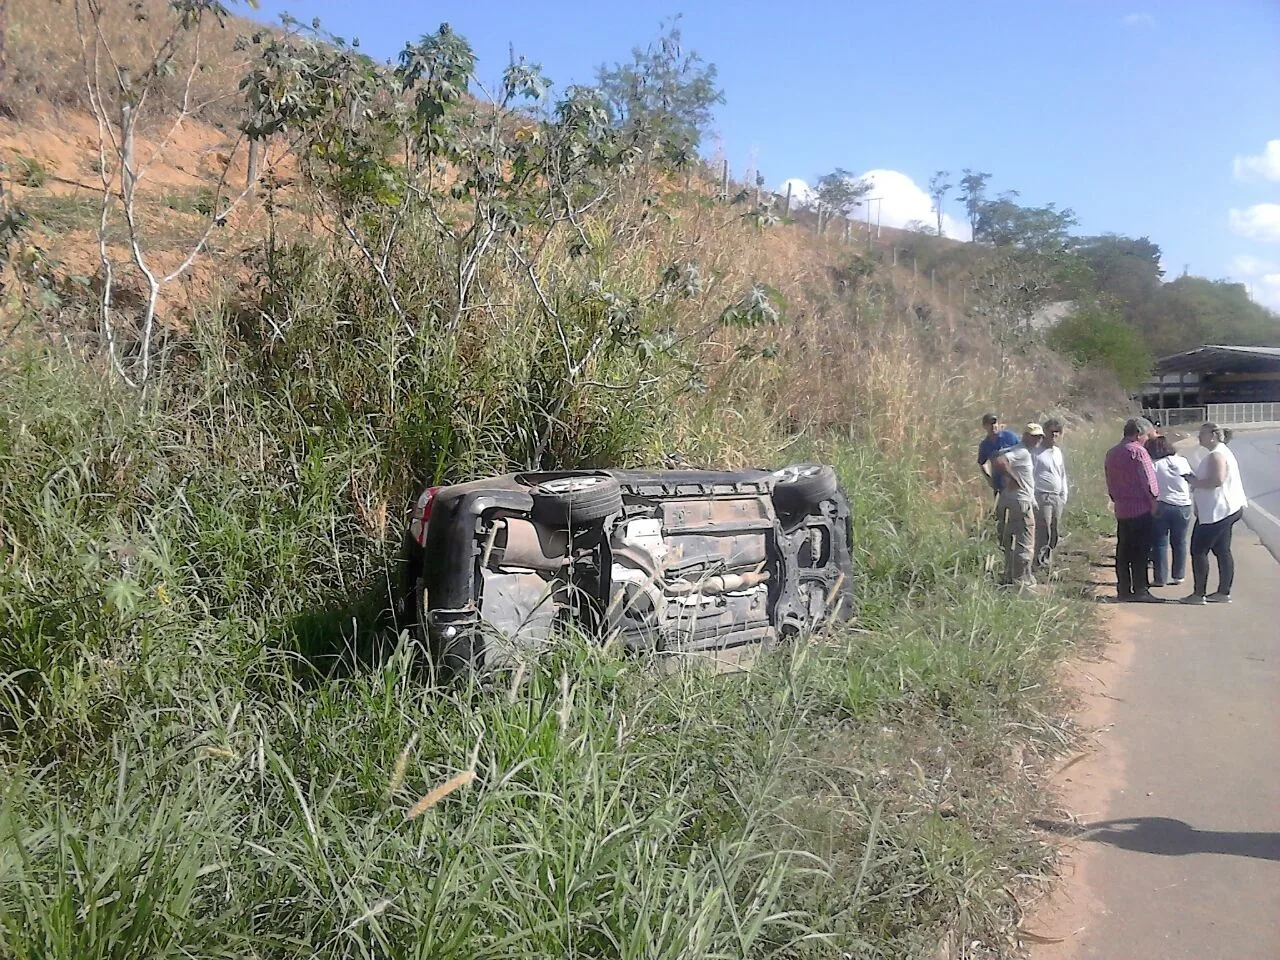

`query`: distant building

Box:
[1138,345,1280,411]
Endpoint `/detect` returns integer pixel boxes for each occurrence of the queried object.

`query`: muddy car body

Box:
[401,465,855,673]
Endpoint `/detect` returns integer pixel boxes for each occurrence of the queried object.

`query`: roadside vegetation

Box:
[0,354,1118,958]
[2,3,1127,957]
[895,175,1279,364]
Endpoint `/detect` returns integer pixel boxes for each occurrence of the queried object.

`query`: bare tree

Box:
[958,169,991,243]
[73,0,273,388]
[928,170,952,238]
[0,0,9,115]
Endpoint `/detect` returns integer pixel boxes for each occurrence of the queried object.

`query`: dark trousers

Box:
[1190,509,1243,597]
[1116,514,1154,599]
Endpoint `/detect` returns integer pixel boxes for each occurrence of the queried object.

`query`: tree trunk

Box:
[0,0,11,115]
[247,140,259,190]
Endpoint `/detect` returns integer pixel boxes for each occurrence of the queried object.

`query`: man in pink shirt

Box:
[1104,418,1161,602]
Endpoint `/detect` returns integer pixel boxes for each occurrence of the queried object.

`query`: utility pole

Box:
[859,196,882,251]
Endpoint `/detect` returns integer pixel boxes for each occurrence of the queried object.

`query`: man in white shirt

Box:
[1032,418,1068,571]
[992,423,1043,587]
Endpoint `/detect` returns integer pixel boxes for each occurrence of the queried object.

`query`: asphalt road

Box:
[1033,535,1280,959]
[1230,428,1280,560]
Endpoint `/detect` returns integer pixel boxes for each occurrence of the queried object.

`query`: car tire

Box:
[771,464,839,514]
[530,474,623,527]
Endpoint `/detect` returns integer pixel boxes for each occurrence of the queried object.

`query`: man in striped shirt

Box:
[1104,418,1161,602]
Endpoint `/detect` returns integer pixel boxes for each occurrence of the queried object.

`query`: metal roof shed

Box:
[1153,345,1280,406]
[1154,345,1280,375]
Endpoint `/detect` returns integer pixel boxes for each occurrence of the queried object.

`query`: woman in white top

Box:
[1179,422,1249,604]
[1146,435,1193,586]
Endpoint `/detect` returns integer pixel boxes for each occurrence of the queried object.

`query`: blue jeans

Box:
[1150,502,1192,584]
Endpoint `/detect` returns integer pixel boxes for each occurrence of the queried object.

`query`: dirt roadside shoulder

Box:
[1019,602,1137,953]
[1023,533,1280,959]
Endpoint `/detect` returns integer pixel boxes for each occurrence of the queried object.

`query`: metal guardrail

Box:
[1206,402,1280,425]
[1143,403,1280,426]
[1142,407,1206,427]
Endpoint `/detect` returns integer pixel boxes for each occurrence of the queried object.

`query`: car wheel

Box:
[771,463,839,514]
[530,474,623,527]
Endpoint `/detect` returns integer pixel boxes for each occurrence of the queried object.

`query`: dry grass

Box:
[3,0,261,120]
[3,0,1098,473]
[603,183,1087,490]
[3,116,1090,472]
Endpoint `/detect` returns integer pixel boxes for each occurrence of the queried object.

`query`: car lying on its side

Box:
[401,464,855,673]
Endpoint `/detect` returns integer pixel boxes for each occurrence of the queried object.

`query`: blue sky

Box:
[250,0,1280,309]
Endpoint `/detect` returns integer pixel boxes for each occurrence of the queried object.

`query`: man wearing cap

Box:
[978,413,1020,498]
[991,423,1043,587]
[1104,417,1161,602]
[1033,418,1069,571]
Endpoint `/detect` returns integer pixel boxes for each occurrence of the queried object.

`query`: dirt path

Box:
[1028,533,1280,959]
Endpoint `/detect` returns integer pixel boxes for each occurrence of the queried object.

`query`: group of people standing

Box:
[1104,417,1248,604]
[976,411,1250,603]
[978,413,1070,587]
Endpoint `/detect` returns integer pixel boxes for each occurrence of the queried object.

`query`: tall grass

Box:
[0,337,1112,957]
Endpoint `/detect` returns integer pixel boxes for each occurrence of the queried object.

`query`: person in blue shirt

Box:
[978,412,1020,496]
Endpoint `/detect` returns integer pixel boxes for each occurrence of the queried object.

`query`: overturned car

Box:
[401,464,855,673]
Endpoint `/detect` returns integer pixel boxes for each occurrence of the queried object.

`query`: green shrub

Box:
[8,154,49,187]
[1047,302,1151,391]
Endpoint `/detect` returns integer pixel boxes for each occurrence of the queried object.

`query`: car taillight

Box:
[410,486,440,546]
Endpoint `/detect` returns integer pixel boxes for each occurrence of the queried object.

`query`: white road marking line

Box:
[1247,499,1280,529]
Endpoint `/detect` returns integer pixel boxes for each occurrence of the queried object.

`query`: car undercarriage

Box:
[401,465,855,674]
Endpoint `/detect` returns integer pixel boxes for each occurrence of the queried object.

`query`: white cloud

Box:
[781,170,971,240]
[1254,274,1280,312]
[1233,140,1280,182]
[1229,204,1280,243]
[1226,254,1280,311]
[1122,12,1155,27]
[1230,254,1275,276]
[777,178,815,209]
[856,169,971,240]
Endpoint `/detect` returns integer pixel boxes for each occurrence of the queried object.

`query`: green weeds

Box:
[18,194,100,233]
[0,347,1107,958]
[5,154,48,188]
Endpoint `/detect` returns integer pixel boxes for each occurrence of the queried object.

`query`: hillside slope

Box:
[1,7,1121,959]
